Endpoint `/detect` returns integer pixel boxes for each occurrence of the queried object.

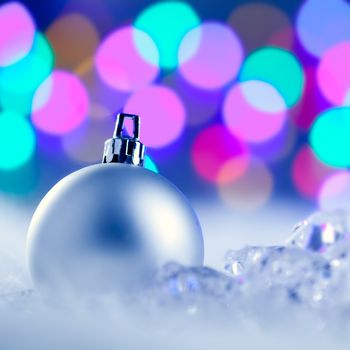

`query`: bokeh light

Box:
[0,160,38,195]
[88,102,113,122]
[0,2,35,66]
[191,124,249,183]
[228,3,293,53]
[218,159,273,212]
[292,145,338,200]
[178,22,243,90]
[223,81,287,143]
[95,26,159,92]
[296,0,350,57]
[250,122,296,163]
[0,111,36,170]
[79,66,129,114]
[144,155,158,173]
[0,33,53,94]
[240,47,304,107]
[0,32,54,114]
[0,0,347,207]
[317,43,350,106]
[46,13,99,71]
[124,85,186,148]
[62,116,114,164]
[291,67,330,130]
[32,70,89,135]
[63,112,160,172]
[319,171,350,211]
[134,1,200,69]
[163,73,222,126]
[310,107,350,168]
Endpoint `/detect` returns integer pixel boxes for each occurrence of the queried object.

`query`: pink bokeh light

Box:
[32,70,89,135]
[178,22,243,90]
[191,124,249,183]
[292,145,338,200]
[0,2,35,66]
[223,81,287,143]
[124,85,186,148]
[317,42,350,105]
[95,26,159,92]
[318,171,350,211]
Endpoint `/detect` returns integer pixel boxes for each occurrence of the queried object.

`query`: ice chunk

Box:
[286,211,350,254]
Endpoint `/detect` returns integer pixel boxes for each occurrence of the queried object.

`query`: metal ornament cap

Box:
[103,113,145,166]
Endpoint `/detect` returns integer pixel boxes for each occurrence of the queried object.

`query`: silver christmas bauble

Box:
[26,113,203,294]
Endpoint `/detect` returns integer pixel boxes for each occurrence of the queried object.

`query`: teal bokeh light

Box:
[0,111,36,170]
[240,47,304,107]
[144,155,159,173]
[134,1,200,69]
[310,107,350,168]
[0,32,54,114]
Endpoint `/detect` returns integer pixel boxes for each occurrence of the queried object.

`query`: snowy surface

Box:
[1,197,350,349]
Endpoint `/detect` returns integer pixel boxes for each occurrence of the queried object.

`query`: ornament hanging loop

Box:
[114,113,140,140]
[103,113,145,166]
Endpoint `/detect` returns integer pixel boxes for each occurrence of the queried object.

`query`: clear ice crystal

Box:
[152,262,235,301]
[256,247,331,305]
[286,210,350,254]
[224,246,331,306]
[150,211,350,322]
[142,262,238,318]
[224,246,281,280]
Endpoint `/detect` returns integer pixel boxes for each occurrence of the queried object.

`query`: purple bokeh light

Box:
[178,22,243,90]
[319,171,350,211]
[296,0,350,57]
[163,73,223,126]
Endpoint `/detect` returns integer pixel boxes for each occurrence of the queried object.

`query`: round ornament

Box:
[27,113,203,294]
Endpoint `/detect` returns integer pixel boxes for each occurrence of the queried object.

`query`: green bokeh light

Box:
[134,1,200,69]
[0,32,54,114]
[144,155,159,173]
[310,107,350,168]
[0,111,36,170]
[240,47,304,107]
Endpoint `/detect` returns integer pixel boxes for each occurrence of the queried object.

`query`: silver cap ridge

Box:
[102,113,145,166]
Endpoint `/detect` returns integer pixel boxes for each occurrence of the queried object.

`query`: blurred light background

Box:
[0,0,349,269]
